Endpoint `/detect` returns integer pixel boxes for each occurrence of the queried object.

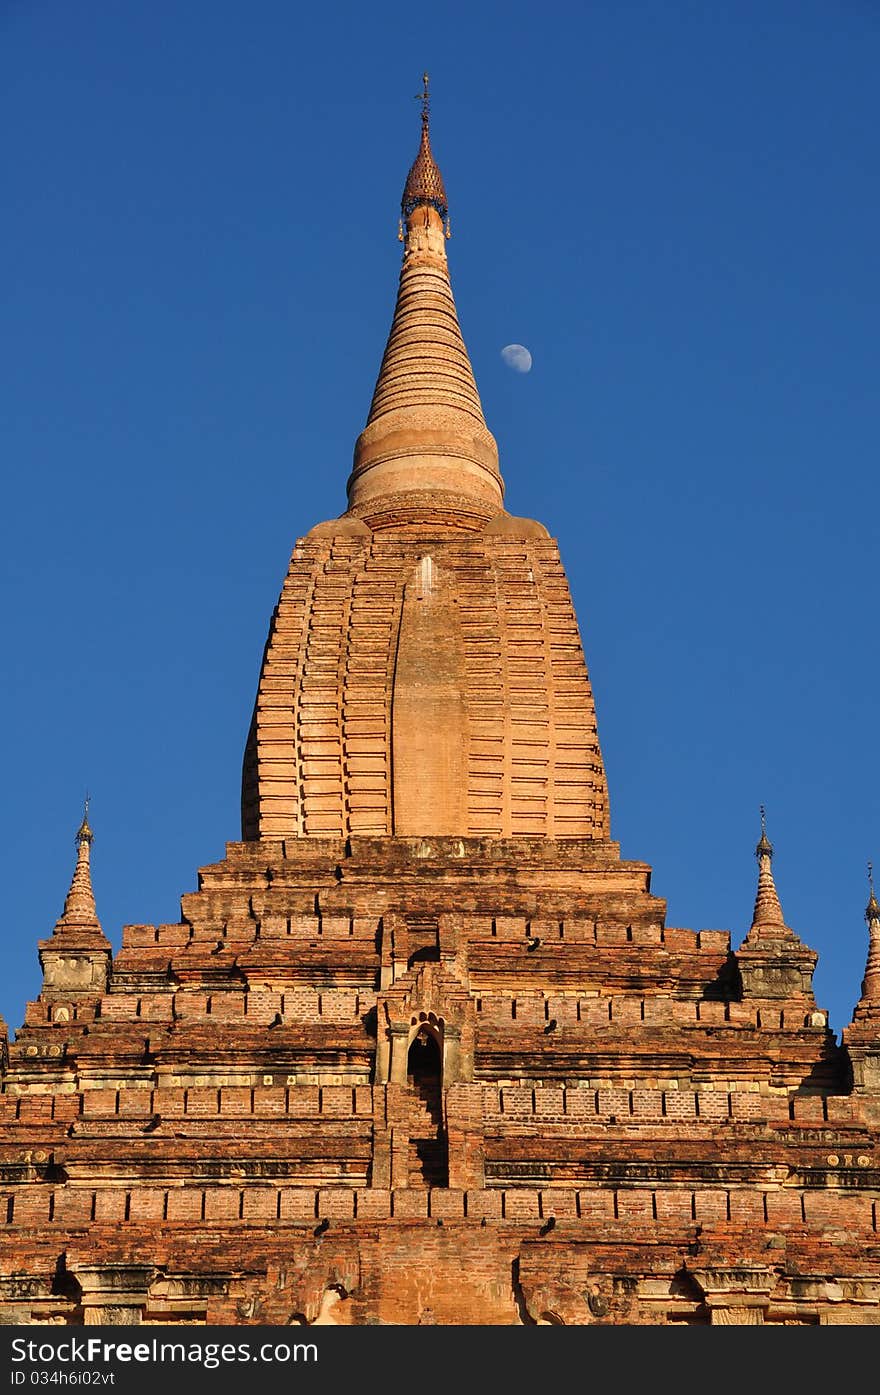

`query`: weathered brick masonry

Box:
[3,90,880,1326]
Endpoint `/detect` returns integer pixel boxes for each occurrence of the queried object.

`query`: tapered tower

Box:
[241,79,608,843]
[1,83,877,1329]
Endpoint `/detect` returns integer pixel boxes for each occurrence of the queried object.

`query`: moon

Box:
[501,343,532,373]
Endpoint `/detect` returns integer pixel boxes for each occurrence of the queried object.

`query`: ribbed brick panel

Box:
[242,533,608,840]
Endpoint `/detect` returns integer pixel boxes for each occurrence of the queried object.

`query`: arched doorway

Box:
[408,1026,442,1088]
[406,1027,447,1187]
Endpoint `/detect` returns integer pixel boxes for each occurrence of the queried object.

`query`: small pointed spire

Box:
[859,860,880,1006]
[749,806,786,933]
[37,800,111,997]
[737,809,818,998]
[866,861,880,926]
[54,797,102,938]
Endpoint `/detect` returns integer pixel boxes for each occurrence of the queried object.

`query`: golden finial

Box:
[76,792,93,847]
[756,804,773,859]
[867,860,880,924]
[402,72,448,221]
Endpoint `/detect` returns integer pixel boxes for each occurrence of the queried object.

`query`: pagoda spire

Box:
[842,863,880,1102]
[748,805,787,935]
[736,809,818,1000]
[49,799,109,948]
[38,799,112,1001]
[347,74,504,532]
[859,862,880,1005]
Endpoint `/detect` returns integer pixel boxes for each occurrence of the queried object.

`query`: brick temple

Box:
[3,86,880,1326]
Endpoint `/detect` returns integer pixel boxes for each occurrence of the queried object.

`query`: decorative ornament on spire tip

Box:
[867,860,880,925]
[76,792,93,846]
[756,804,773,860]
[401,70,448,223]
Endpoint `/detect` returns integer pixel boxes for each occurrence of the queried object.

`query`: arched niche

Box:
[407,1022,442,1088]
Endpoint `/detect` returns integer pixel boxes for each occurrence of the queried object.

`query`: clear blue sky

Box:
[2,1,877,1043]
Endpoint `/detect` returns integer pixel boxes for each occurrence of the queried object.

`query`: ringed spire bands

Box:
[346,80,503,532]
